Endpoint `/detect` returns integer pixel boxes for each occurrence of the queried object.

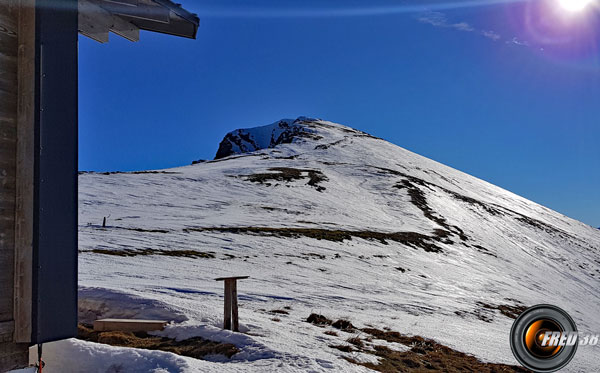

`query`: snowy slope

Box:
[54,117,599,372]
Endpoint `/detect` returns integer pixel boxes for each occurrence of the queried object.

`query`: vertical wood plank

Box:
[0,0,29,370]
[0,341,28,371]
[0,0,18,324]
[13,0,34,344]
[231,280,238,332]
[223,280,232,330]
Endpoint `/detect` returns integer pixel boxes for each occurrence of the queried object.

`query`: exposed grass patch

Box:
[243,167,328,192]
[77,324,238,360]
[332,319,355,332]
[395,179,468,242]
[122,227,170,234]
[314,138,345,150]
[185,227,444,254]
[361,328,429,346]
[91,225,170,234]
[444,190,503,216]
[373,165,501,218]
[330,344,353,353]
[324,330,338,336]
[454,309,493,323]
[454,301,527,323]
[346,336,364,348]
[82,248,215,259]
[270,309,289,315]
[382,165,581,249]
[307,313,332,326]
[274,252,330,261]
[446,188,572,242]
[477,302,527,320]
[472,244,497,258]
[302,252,327,260]
[354,327,529,372]
[515,215,562,235]
[308,314,529,372]
[260,206,303,215]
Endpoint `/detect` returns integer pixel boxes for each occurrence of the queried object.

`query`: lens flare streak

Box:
[196,0,528,18]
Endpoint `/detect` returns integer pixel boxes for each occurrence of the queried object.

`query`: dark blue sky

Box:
[79,0,600,226]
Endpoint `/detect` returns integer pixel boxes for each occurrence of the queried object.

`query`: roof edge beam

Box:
[98,0,170,23]
[103,0,138,6]
[79,0,109,43]
[79,0,140,43]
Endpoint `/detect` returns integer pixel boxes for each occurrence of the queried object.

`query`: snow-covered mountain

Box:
[214,117,327,159]
[55,118,600,372]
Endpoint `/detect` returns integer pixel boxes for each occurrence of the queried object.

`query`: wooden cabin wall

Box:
[0,0,29,370]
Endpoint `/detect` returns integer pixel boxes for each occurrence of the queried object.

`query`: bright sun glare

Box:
[558,0,593,12]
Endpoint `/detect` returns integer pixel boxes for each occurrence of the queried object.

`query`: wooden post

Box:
[13,0,35,345]
[231,280,238,332]
[0,0,32,368]
[215,276,248,332]
[223,280,232,330]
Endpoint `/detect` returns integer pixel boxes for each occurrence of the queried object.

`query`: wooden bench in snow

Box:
[93,319,168,332]
[215,276,249,332]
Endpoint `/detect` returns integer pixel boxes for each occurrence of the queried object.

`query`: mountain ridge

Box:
[213,117,380,160]
[74,117,600,372]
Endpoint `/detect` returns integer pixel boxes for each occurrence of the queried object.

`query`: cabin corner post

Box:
[13,0,35,345]
[0,0,31,370]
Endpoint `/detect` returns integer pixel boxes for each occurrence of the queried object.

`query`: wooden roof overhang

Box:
[78,0,199,43]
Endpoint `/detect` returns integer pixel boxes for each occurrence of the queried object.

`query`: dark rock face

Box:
[214,132,246,160]
[214,118,321,159]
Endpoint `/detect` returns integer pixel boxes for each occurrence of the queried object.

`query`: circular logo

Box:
[510,304,578,372]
